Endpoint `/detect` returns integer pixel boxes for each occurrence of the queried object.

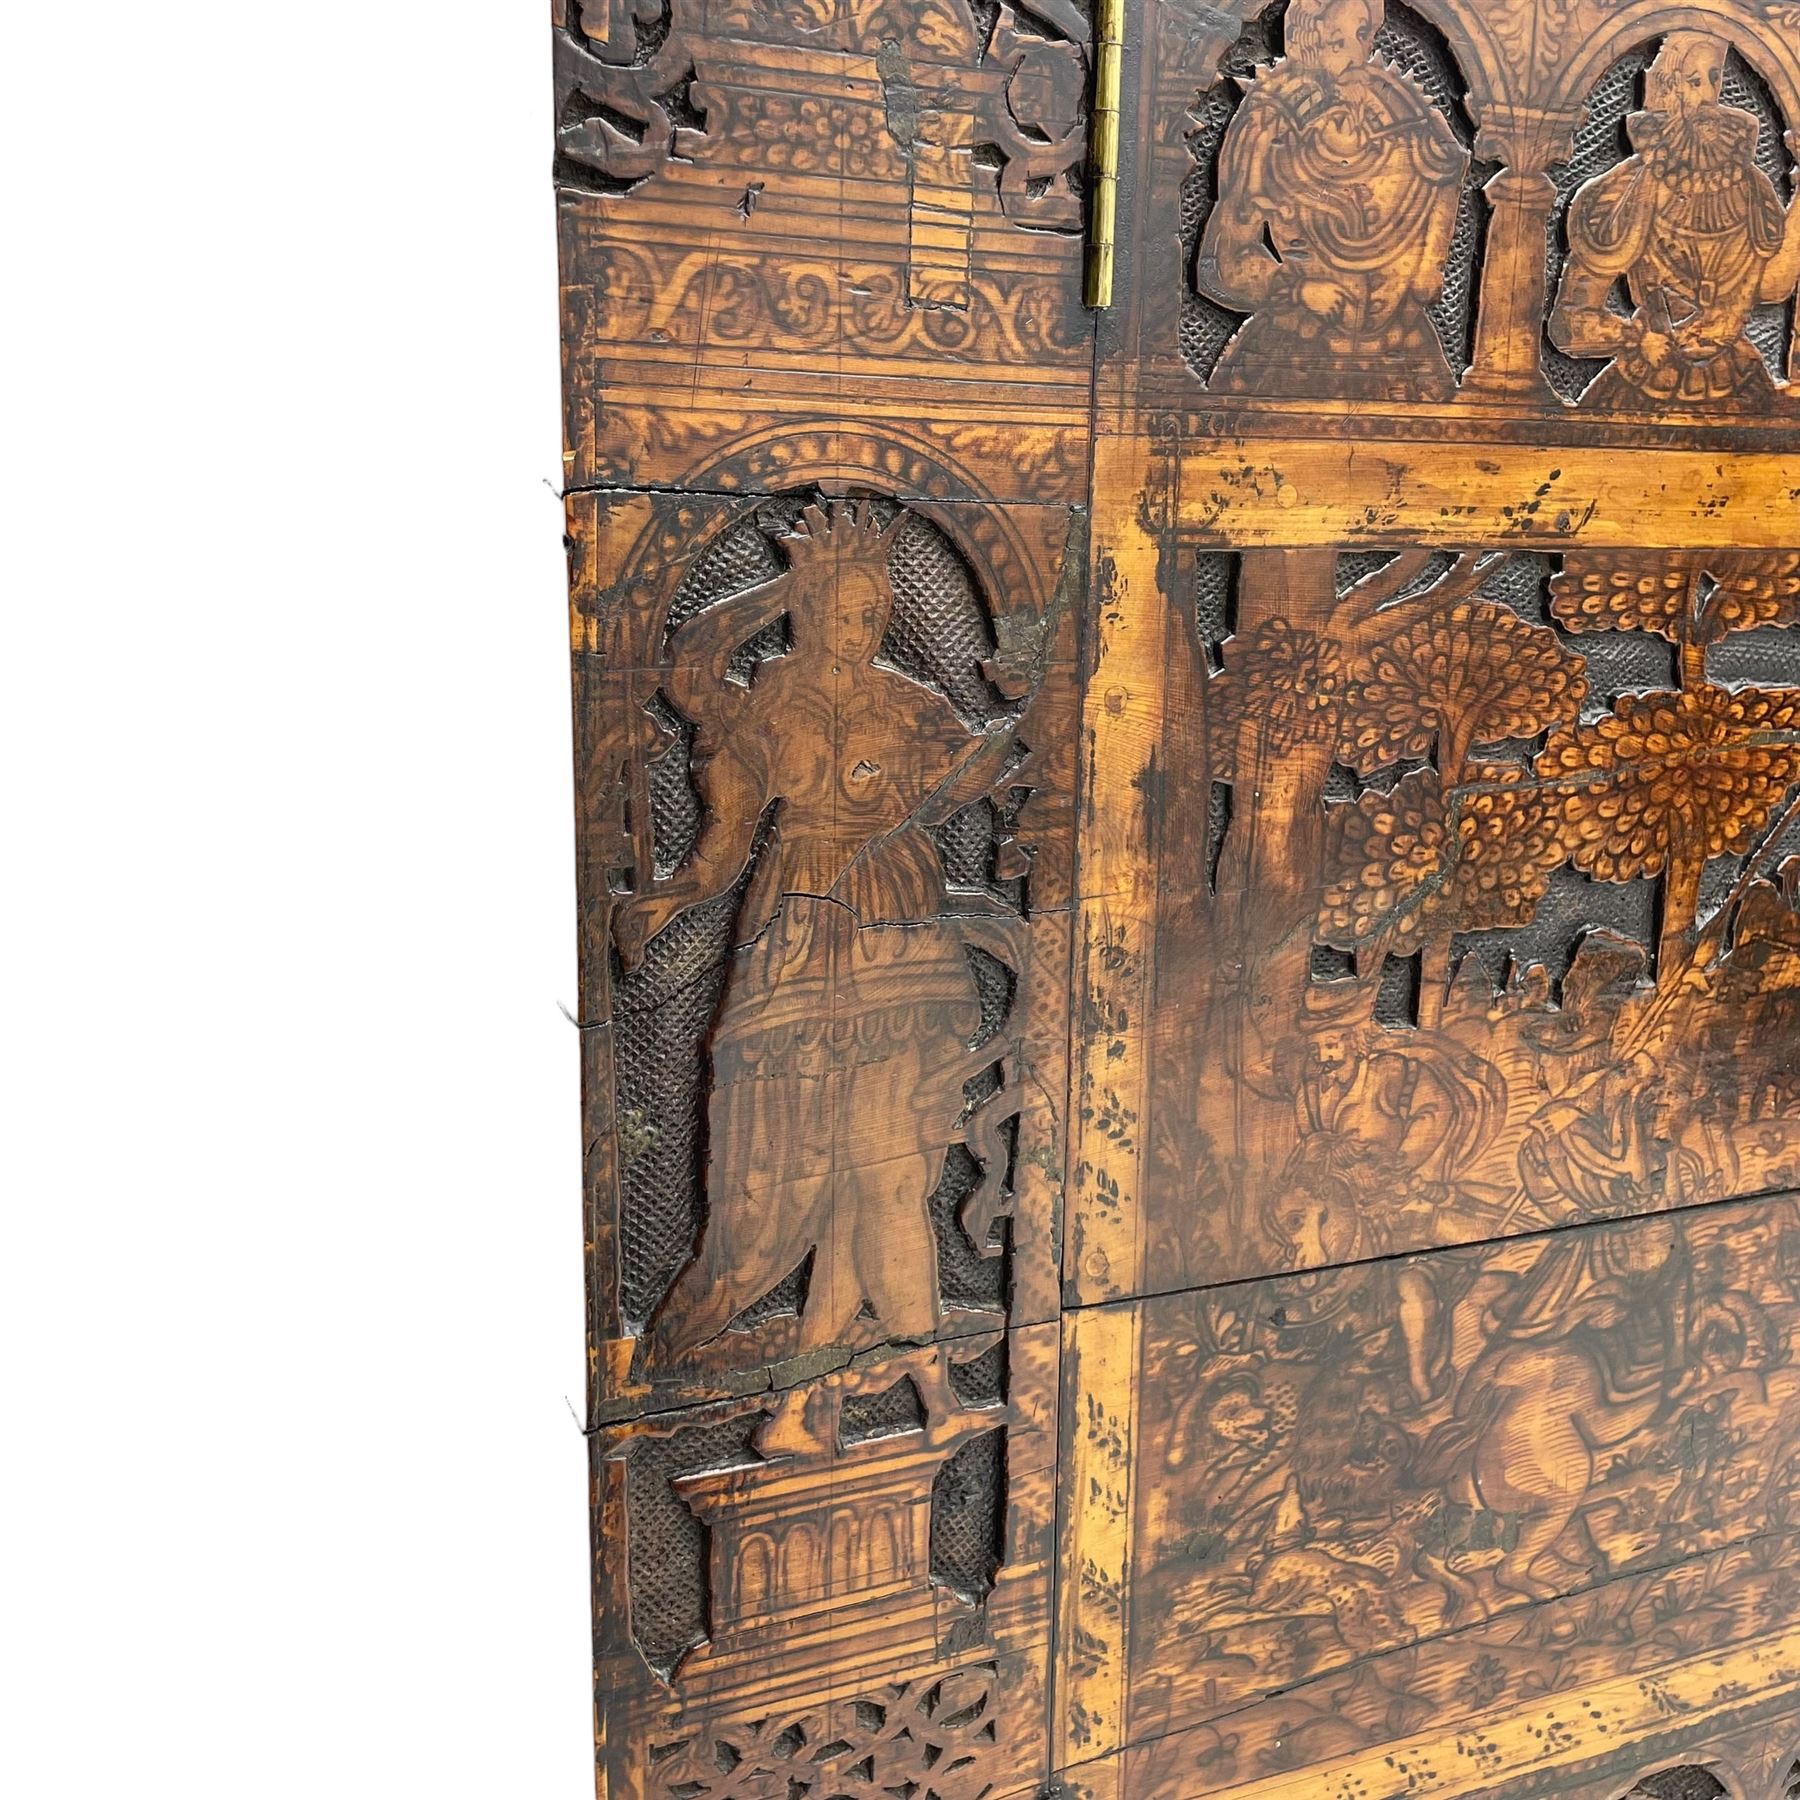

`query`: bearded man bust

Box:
[1549,32,1800,410]
[1194,0,1469,400]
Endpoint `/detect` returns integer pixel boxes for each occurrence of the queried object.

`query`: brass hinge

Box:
[1084,0,1125,309]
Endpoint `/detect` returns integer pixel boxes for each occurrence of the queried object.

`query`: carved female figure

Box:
[1549,32,1800,410]
[620,504,1013,1368]
[1194,0,1468,399]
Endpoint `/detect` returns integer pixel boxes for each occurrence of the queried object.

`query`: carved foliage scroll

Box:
[553,0,1094,495]
[554,0,704,192]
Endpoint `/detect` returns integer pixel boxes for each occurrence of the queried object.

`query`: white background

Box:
[6,6,593,1792]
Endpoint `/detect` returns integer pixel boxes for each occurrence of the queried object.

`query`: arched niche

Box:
[1552,2,1800,126]
[1178,0,1493,396]
[608,487,1020,1352]
[1542,22,1798,404]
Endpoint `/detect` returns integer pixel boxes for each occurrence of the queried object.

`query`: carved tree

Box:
[1319,768,1568,964]
[1554,550,1800,688]
[1544,549,1800,968]
[1202,552,1494,918]
[1341,597,1586,778]
[1538,684,1800,965]
[1306,558,1585,1016]
[1204,615,1348,769]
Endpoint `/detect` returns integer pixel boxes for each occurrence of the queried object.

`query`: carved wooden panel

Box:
[557,0,1800,1794]
[1073,541,1800,1300]
[1065,1196,1800,1779]
[552,0,1092,499]
[569,478,1077,1797]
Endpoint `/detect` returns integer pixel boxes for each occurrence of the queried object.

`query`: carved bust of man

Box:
[1549,32,1800,410]
[1194,0,1468,400]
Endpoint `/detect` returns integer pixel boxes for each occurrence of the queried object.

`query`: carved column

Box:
[1464,105,1580,404]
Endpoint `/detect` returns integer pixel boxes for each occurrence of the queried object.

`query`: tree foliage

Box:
[1203,617,1346,770]
[1318,768,1568,957]
[1537,684,1800,893]
[1552,550,1800,648]
[1341,600,1586,776]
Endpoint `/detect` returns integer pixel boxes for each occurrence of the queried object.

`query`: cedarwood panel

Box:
[558,0,1800,1794]
[569,487,1080,1418]
[556,0,1091,1785]
[1072,529,1800,1306]
[1062,4,1800,1784]
[1061,1192,1800,1785]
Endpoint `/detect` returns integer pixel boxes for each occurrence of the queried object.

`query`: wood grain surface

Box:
[555,0,1800,1794]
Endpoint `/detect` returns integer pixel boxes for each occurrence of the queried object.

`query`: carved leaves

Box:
[1539,549,1800,945]
[1293,547,1800,982]
[1344,601,1586,776]
[1710,553,1800,632]
[1319,772,1449,956]
[1552,553,1705,642]
[1552,552,1800,653]
[1540,685,1800,929]
[1201,558,1587,959]
[555,3,701,189]
[1212,560,1586,792]
[1483,0,1587,96]
[1205,618,1346,766]
[1319,770,1567,957]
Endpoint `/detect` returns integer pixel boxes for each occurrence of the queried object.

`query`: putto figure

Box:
[1195,0,1468,400]
[1550,32,1800,410]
